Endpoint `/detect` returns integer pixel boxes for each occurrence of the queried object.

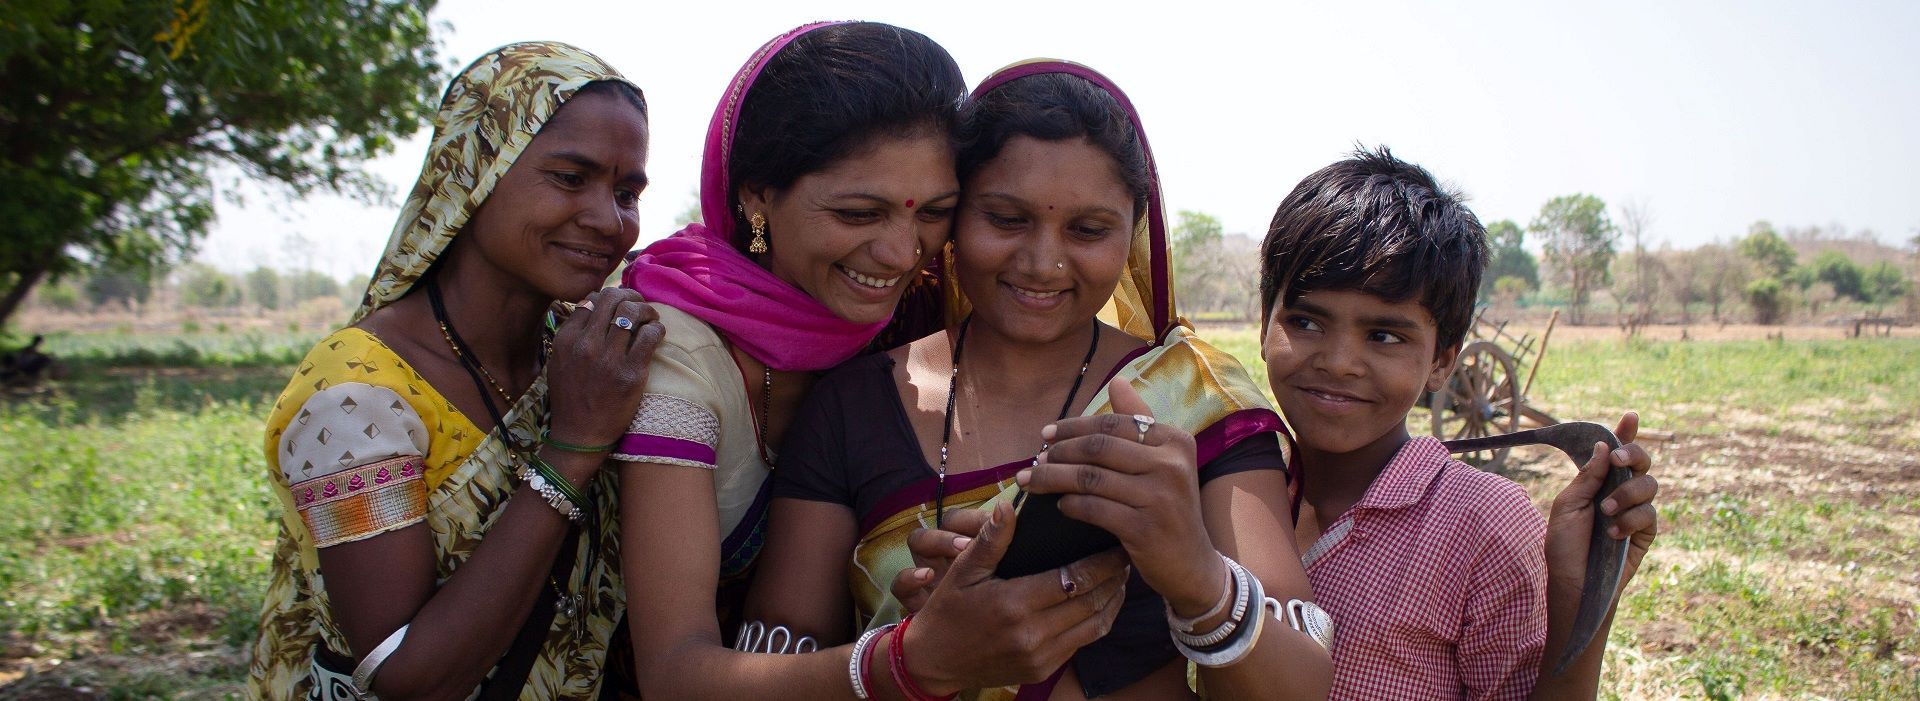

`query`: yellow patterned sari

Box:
[247,43,639,700]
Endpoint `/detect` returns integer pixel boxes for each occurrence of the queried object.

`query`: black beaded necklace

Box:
[424,276,588,627]
[935,316,1100,526]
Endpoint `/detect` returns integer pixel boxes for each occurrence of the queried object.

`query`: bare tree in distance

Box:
[1616,200,1660,335]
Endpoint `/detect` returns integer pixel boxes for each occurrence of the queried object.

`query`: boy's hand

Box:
[1546,411,1659,597]
[1536,412,1658,686]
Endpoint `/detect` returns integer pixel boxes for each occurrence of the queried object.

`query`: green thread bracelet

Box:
[526,452,592,518]
[541,428,618,454]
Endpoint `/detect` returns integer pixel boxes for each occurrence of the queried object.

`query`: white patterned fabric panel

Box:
[280,382,433,548]
[281,383,431,483]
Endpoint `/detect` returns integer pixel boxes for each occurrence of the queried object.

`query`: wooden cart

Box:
[1427,309,1562,472]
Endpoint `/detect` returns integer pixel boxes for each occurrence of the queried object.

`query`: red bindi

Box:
[904,199,915,209]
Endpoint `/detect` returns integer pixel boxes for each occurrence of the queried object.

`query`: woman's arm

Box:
[324,289,662,700]
[744,498,860,644]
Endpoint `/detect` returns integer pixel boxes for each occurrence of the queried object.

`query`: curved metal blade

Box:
[1444,421,1629,675]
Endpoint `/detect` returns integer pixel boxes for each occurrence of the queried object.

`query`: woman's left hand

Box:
[1018,377,1228,616]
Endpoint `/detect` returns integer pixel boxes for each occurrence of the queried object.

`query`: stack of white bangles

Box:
[1166,554,1335,667]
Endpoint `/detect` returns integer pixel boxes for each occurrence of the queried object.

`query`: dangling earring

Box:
[748,212,769,254]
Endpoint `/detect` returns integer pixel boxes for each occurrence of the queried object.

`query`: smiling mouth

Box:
[1300,387,1368,404]
[556,244,617,264]
[1007,283,1064,301]
[836,264,901,289]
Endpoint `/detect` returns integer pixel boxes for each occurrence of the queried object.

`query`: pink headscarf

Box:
[622,21,886,372]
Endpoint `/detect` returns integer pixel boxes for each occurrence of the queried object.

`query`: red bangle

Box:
[887,615,955,701]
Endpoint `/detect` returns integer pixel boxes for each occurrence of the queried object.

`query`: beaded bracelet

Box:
[887,615,955,701]
[525,452,591,518]
[848,623,895,699]
[517,457,584,522]
[541,428,618,454]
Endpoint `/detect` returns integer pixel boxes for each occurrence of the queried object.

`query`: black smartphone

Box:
[992,487,1121,579]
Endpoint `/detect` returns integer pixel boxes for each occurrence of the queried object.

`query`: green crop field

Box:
[3,329,1917,698]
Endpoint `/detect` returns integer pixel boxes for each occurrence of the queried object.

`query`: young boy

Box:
[1258,147,1658,699]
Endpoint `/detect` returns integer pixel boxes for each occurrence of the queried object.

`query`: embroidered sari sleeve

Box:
[610,344,723,470]
[280,383,432,548]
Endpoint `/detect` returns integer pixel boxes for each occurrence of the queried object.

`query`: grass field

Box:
[3,328,1917,698]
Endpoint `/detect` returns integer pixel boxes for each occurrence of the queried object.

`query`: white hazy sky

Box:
[200,0,1920,279]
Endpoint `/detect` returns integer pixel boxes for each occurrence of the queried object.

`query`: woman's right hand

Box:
[897,500,1132,694]
[544,287,663,449]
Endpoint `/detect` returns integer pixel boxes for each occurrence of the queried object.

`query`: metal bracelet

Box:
[1169,557,1252,648]
[1173,571,1268,668]
[350,624,409,697]
[518,464,582,522]
[1280,598,1336,651]
[733,620,819,654]
[1167,552,1237,634]
[848,624,895,700]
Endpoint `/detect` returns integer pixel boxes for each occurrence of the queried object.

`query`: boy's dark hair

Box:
[729,22,966,253]
[1258,146,1488,352]
[955,73,1151,221]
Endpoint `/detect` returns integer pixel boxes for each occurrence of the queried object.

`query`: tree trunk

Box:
[0,263,51,331]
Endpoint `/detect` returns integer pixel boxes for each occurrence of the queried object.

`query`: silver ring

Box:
[1131,414,1155,443]
[612,316,635,330]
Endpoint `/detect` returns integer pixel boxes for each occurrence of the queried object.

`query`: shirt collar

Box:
[1351,435,1450,512]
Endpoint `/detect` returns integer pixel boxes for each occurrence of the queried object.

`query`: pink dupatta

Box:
[621,21,884,372]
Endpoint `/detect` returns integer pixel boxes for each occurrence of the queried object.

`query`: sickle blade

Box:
[1444,421,1629,675]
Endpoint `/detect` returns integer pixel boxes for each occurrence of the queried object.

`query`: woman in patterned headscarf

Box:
[249,42,660,700]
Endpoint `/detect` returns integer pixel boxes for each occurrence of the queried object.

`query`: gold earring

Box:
[748,212,769,254]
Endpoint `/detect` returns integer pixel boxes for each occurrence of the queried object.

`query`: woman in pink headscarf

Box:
[613,22,1130,699]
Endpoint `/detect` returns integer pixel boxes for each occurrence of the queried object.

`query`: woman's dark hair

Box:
[1257,146,1488,353]
[573,79,648,117]
[956,73,1151,220]
[728,22,966,252]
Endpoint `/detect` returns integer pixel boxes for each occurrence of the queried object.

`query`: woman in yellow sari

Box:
[752,61,1334,699]
[249,43,660,700]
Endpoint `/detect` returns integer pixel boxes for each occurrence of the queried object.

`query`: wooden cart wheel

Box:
[1430,341,1523,472]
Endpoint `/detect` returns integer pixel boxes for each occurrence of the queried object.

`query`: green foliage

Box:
[1169,210,1257,319]
[244,266,281,310]
[1863,260,1909,306]
[1745,277,1786,324]
[0,0,446,329]
[1492,275,1534,301]
[1810,250,1865,301]
[39,329,318,370]
[286,269,341,304]
[37,278,84,312]
[1737,222,1797,279]
[82,267,158,309]
[177,263,240,308]
[1480,220,1539,299]
[1531,194,1616,324]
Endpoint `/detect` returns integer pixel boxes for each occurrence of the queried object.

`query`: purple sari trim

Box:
[613,433,716,468]
[1193,408,1284,467]
[1013,665,1068,701]
[858,458,1027,536]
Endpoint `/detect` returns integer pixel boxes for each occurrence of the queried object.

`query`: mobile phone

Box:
[992,486,1121,579]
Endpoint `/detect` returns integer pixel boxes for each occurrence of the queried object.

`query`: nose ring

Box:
[1055,261,1065,270]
